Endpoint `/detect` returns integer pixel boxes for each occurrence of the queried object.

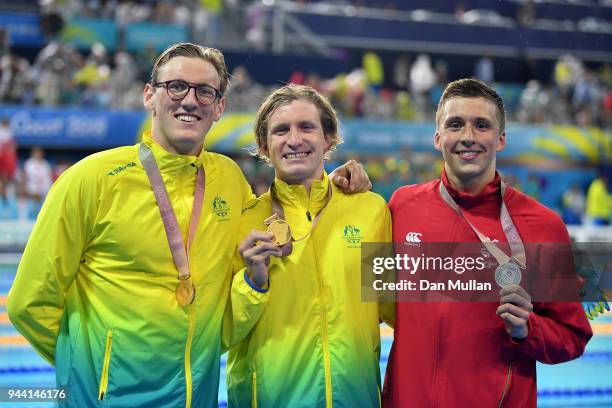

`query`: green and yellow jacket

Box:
[8,132,267,408]
[227,173,393,408]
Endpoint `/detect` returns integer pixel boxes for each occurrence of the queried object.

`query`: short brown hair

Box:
[254,84,342,160]
[150,42,229,96]
[436,78,505,132]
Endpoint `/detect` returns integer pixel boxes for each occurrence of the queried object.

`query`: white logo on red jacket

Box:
[405,232,422,246]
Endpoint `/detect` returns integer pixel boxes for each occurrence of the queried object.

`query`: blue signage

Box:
[0,12,44,47]
[0,106,146,149]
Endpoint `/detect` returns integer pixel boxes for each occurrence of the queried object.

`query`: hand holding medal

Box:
[496,284,533,340]
[239,229,283,289]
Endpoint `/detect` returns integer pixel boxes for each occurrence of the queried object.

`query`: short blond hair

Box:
[150,42,229,96]
[254,84,342,160]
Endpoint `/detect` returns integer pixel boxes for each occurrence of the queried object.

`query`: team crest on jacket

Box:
[405,231,422,247]
[212,195,230,220]
[342,224,363,248]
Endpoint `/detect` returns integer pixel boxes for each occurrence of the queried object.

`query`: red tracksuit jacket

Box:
[383,172,592,408]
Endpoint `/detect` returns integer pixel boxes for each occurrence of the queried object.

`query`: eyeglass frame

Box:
[152,79,222,105]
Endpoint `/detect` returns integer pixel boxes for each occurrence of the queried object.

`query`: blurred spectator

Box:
[246,1,267,51]
[225,65,265,112]
[304,72,323,92]
[23,147,53,218]
[395,91,416,121]
[572,69,601,123]
[585,171,610,225]
[517,0,536,27]
[474,56,494,83]
[410,54,437,120]
[517,80,550,123]
[554,54,583,98]
[393,54,410,90]
[134,44,158,82]
[524,173,543,200]
[562,183,586,225]
[362,51,384,92]
[0,53,32,103]
[201,0,224,44]
[111,51,142,110]
[40,0,65,40]
[288,70,305,85]
[52,157,72,181]
[0,117,17,204]
[434,59,449,88]
[454,2,466,21]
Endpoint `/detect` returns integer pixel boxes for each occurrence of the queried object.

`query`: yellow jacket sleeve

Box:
[221,196,269,352]
[7,162,96,365]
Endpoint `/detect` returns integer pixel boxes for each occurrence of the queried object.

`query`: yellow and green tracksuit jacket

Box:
[227,173,394,408]
[7,132,268,408]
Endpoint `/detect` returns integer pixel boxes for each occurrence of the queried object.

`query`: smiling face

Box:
[435,96,506,194]
[143,56,225,156]
[265,99,331,189]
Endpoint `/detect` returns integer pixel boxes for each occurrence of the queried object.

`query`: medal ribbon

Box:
[139,143,205,282]
[269,181,332,249]
[438,180,526,269]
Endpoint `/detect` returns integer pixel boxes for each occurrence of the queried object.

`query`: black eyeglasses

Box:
[153,80,222,105]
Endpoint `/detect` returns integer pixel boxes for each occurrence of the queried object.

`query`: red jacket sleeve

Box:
[513,302,592,364]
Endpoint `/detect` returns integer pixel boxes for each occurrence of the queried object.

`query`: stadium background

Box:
[0,0,611,406]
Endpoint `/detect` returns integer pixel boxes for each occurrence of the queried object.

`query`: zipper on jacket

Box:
[498,362,513,408]
[184,305,196,408]
[251,372,258,408]
[98,329,113,400]
[313,244,333,408]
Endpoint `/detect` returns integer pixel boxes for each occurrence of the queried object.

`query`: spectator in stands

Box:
[52,157,72,181]
[393,54,410,91]
[0,117,17,205]
[363,50,384,92]
[111,51,141,110]
[586,170,610,225]
[474,56,495,84]
[410,54,437,120]
[517,80,549,123]
[23,147,53,216]
[562,183,586,225]
[225,65,264,112]
[517,0,537,27]
[0,52,31,104]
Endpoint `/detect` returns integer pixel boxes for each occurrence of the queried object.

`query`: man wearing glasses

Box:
[8,43,368,407]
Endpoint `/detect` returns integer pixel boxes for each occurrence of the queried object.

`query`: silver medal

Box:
[495,262,522,287]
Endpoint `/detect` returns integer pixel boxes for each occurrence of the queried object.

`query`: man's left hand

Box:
[496,284,533,340]
[330,159,372,194]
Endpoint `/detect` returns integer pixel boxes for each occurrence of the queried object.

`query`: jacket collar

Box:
[272,172,330,209]
[441,168,502,212]
[141,131,206,172]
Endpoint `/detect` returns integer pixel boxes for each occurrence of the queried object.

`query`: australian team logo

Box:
[212,195,230,219]
[343,224,363,247]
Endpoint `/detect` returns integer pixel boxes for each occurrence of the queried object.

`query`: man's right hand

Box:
[238,230,282,289]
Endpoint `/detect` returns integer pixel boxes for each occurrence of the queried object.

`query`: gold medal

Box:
[176,279,195,307]
[267,219,292,246]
